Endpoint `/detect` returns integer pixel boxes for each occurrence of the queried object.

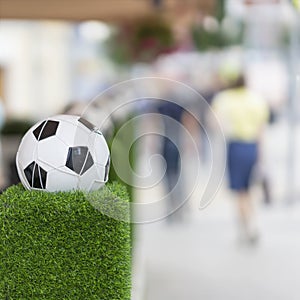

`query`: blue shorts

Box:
[227,141,258,191]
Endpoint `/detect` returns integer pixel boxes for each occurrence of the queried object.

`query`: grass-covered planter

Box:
[0,183,131,299]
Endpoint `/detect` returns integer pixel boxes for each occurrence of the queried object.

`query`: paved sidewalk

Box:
[137,199,300,300]
[132,119,300,300]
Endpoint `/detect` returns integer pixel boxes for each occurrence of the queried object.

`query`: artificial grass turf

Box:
[0,183,131,299]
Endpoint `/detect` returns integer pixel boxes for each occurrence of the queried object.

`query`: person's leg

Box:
[236,190,259,244]
[164,142,183,223]
[237,191,253,230]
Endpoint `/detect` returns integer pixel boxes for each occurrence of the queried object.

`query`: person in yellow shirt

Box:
[213,74,269,245]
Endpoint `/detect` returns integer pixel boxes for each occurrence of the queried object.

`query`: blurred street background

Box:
[0,0,300,299]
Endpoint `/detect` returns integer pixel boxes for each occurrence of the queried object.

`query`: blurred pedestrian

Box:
[212,74,269,245]
[157,99,185,223]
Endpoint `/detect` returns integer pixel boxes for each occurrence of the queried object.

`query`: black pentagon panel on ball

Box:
[37,165,47,189]
[78,117,95,131]
[24,161,35,186]
[81,152,94,175]
[104,157,110,182]
[39,120,59,140]
[66,146,94,175]
[33,121,46,140]
[24,161,47,189]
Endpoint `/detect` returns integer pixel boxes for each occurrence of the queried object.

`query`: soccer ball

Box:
[16,114,110,192]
